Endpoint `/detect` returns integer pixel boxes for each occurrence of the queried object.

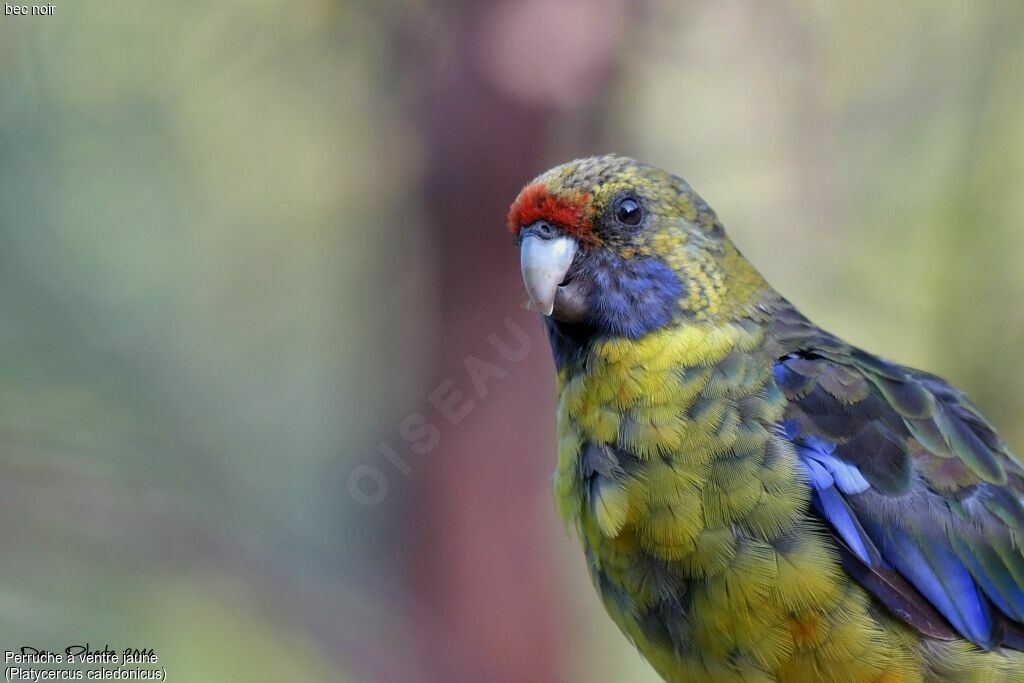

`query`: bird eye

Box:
[613,196,643,227]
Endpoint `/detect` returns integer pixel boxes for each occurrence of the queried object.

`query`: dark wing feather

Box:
[769,305,1024,650]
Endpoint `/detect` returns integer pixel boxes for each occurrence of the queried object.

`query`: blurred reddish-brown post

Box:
[400,2,631,681]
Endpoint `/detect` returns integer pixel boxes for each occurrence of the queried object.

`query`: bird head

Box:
[508,155,766,342]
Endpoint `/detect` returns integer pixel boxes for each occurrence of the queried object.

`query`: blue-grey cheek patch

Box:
[589,257,683,339]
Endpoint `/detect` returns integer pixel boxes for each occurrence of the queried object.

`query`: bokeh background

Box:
[1,2,1023,681]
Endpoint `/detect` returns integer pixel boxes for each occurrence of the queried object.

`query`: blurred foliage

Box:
[0,2,1022,682]
[0,1,424,680]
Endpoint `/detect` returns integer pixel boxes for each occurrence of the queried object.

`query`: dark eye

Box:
[614,196,643,227]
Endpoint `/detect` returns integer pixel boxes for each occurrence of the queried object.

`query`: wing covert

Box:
[770,312,1024,650]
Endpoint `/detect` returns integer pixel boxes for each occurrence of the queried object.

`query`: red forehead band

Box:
[507,183,598,244]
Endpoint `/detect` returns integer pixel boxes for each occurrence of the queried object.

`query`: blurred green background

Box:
[1,2,1023,682]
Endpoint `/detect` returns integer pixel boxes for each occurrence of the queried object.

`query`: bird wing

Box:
[769,304,1024,650]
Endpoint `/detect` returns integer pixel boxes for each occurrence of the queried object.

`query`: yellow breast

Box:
[553,322,932,683]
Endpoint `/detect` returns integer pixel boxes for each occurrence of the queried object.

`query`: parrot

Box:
[507,155,1024,682]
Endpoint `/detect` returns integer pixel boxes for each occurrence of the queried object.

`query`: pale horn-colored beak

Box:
[520,234,578,316]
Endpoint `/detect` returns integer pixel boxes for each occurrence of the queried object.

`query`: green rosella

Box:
[508,155,1024,682]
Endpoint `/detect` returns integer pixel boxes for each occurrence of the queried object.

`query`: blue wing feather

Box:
[774,344,1024,651]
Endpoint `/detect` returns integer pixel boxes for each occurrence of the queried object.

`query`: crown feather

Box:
[507,183,598,244]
